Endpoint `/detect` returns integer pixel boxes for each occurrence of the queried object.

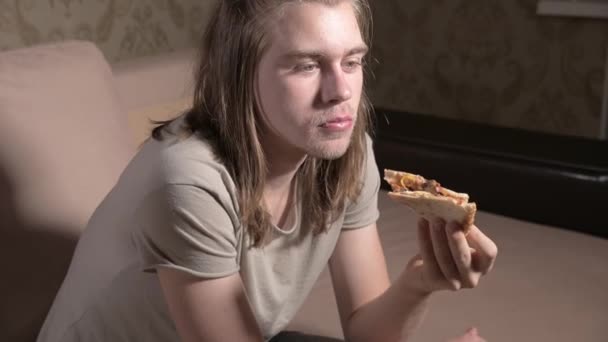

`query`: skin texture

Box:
[158,2,498,342]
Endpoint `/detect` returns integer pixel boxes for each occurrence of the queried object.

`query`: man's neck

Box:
[261,131,307,193]
[264,148,306,195]
[261,135,307,228]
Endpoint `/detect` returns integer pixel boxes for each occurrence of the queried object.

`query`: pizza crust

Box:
[384,170,477,232]
[387,192,476,231]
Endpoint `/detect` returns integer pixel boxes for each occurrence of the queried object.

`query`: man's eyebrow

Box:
[345,45,369,56]
[280,45,369,60]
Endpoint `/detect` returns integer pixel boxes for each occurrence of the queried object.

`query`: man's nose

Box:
[320,66,352,104]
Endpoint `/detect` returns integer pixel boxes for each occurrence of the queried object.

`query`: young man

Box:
[37,1,497,341]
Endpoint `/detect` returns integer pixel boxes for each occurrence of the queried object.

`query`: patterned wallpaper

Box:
[0,0,217,63]
[368,0,608,139]
[1,0,606,138]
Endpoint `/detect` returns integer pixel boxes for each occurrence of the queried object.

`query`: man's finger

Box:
[466,225,498,274]
[417,218,443,284]
[446,222,477,288]
[429,218,461,289]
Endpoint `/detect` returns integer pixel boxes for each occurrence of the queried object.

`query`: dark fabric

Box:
[373,108,608,239]
[270,331,344,342]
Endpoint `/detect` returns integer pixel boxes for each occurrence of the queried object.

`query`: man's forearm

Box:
[343,271,431,342]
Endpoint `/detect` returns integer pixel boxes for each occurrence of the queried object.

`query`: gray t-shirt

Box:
[37,116,380,342]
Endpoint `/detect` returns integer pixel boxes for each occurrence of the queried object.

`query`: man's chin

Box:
[308,140,351,160]
[314,150,348,160]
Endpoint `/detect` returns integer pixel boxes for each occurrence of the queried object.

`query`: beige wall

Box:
[0,0,217,63]
[368,1,608,139]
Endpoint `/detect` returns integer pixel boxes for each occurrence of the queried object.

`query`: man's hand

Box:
[403,218,498,295]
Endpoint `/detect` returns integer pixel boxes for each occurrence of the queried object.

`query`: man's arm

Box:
[157,268,264,342]
[330,219,497,342]
[329,223,429,342]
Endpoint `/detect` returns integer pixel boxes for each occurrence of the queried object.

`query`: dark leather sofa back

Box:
[373,108,608,239]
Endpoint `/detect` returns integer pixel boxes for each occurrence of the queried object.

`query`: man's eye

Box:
[294,63,318,73]
[343,60,363,71]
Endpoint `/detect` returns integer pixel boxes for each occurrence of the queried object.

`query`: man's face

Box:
[256,1,367,160]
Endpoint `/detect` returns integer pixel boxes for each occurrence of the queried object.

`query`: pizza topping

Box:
[422,179,442,195]
[392,173,466,205]
[396,174,440,194]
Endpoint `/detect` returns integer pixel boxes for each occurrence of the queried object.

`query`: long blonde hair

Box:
[152,0,374,247]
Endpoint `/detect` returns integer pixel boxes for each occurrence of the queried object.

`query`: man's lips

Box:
[318,115,354,131]
[318,116,353,126]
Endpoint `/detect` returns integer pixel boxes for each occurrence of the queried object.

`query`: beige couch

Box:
[0,40,193,342]
[1,40,607,342]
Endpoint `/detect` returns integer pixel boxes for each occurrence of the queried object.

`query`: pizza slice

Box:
[384,169,477,232]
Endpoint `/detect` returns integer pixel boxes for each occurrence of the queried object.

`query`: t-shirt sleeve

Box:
[341,134,381,230]
[131,183,240,278]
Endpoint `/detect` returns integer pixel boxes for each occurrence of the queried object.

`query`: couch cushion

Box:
[112,48,196,113]
[111,48,196,146]
[289,191,608,342]
[0,40,135,342]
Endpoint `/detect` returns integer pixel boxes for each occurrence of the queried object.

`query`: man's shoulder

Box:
[162,137,233,190]
[134,124,235,200]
